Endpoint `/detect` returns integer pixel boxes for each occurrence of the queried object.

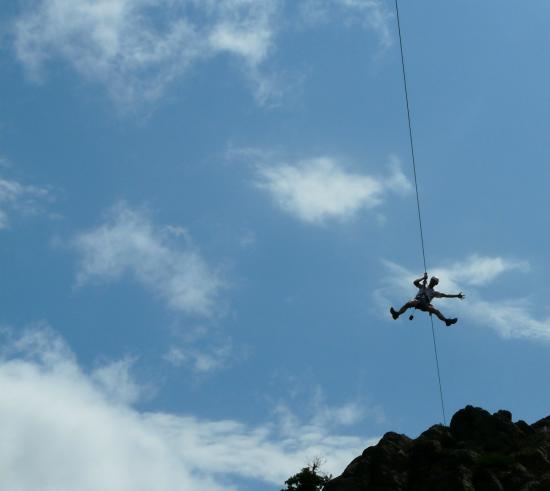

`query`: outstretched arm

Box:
[413,272,428,288]
[434,292,465,299]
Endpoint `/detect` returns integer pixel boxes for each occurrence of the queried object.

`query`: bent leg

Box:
[426,306,447,322]
[395,301,418,317]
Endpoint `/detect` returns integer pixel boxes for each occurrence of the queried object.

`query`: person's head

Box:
[429,276,439,288]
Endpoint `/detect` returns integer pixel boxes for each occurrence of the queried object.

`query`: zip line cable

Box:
[394,1,427,274]
[429,315,446,425]
[394,0,447,426]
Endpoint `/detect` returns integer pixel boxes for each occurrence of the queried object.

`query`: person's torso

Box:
[415,286,435,304]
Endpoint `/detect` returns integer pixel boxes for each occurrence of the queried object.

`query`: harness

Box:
[414,286,434,310]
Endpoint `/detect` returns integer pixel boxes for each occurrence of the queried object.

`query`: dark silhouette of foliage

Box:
[281,458,331,491]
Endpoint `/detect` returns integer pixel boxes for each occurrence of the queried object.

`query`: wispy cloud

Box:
[13,0,393,107]
[256,155,411,224]
[91,356,143,405]
[308,385,385,427]
[0,326,376,490]
[164,341,234,374]
[299,0,393,52]
[0,175,52,229]
[435,255,529,287]
[267,379,386,438]
[13,0,281,107]
[72,202,223,317]
[378,255,550,341]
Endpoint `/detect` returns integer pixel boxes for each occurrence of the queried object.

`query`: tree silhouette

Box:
[281,458,331,491]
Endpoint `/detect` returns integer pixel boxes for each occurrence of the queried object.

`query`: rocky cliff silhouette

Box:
[324,405,550,491]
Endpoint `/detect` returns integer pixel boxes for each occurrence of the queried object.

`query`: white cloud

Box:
[256,156,411,224]
[462,298,550,342]
[164,342,233,373]
[207,0,276,64]
[270,382,385,439]
[13,0,281,106]
[299,0,393,51]
[309,387,367,427]
[0,175,52,229]
[378,255,550,341]
[0,326,376,490]
[433,255,529,287]
[13,0,393,106]
[339,0,393,51]
[314,402,364,426]
[73,203,223,317]
[162,324,238,375]
[91,356,143,405]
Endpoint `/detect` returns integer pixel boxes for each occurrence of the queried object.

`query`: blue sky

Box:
[1,1,550,489]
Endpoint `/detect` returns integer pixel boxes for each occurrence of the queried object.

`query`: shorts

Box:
[413,299,432,311]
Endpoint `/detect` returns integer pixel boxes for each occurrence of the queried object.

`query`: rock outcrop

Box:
[324,405,550,491]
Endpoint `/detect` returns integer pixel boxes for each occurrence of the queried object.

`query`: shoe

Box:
[390,307,399,320]
[445,318,458,327]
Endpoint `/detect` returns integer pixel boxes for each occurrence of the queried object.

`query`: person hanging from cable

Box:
[390,272,465,326]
